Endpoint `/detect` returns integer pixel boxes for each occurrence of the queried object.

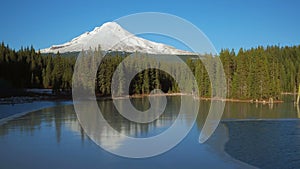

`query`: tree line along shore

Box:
[0,42,299,103]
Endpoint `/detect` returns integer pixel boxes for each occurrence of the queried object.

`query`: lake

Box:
[0,96,299,169]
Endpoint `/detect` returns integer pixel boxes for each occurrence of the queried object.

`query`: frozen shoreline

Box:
[0,100,72,125]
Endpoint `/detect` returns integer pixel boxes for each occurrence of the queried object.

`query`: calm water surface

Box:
[0,96,299,169]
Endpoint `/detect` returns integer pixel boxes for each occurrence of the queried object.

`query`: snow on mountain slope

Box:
[40,22,193,55]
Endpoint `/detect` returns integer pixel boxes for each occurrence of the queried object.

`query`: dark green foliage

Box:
[0,43,75,92]
[218,46,300,100]
[0,42,300,100]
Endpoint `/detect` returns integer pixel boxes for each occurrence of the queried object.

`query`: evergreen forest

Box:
[0,42,299,100]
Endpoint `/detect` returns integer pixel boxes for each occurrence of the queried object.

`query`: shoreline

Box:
[198,97,283,104]
[111,93,284,104]
[0,91,284,104]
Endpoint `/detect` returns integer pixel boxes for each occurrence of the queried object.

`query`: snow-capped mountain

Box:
[40,22,193,55]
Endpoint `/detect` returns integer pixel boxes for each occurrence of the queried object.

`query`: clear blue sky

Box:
[1,0,299,52]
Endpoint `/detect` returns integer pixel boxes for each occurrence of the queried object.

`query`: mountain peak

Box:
[40,22,193,55]
[92,22,121,32]
[101,22,121,29]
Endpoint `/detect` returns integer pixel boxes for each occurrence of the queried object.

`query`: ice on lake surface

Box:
[0,96,299,169]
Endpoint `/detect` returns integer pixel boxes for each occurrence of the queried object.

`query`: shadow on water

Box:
[224,120,300,169]
[221,95,300,169]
